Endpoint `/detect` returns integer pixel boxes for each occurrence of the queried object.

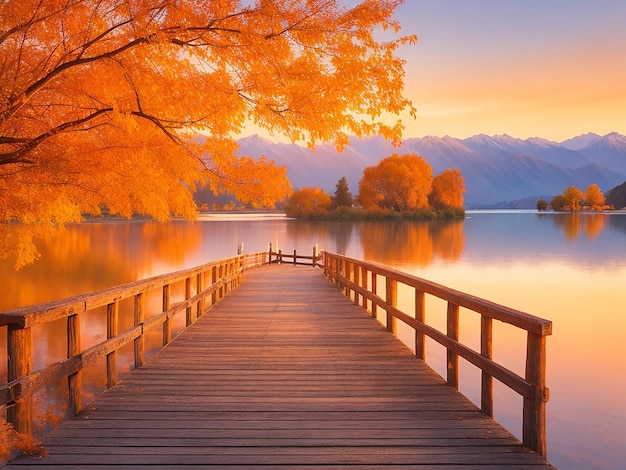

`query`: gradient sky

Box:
[392,0,626,141]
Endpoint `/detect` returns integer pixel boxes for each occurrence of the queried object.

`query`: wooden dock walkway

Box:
[7,265,554,468]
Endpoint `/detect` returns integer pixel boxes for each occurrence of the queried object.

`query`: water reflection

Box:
[0,221,203,310]
[361,219,465,265]
[550,212,607,240]
[1,212,626,470]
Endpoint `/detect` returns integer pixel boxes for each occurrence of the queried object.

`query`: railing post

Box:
[371,271,377,318]
[347,261,354,300]
[185,277,193,325]
[67,313,82,417]
[218,262,225,298]
[325,253,331,281]
[106,301,119,388]
[328,253,334,281]
[226,259,233,292]
[228,259,232,291]
[293,249,297,266]
[211,265,218,305]
[481,316,494,416]
[446,302,459,389]
[360,266,368,309]
[353,262,360,306]
[237,256,244,286]
[196,273,204,318]
[231,258,236,289]
[415,290,425,360]
[134,292,145,368]
[523,332,548,458]
[163,284,172,345]
[385,276,397,334]
[7,325,33,435]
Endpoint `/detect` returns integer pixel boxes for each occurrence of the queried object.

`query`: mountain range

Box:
[235,132,626,209]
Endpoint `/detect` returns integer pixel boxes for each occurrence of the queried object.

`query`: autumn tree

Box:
[583,184,606,210]
[550,194,567,211]
[283,187,332,218]
[563,186,583,210]
[331,177,353,209]
[0,0,415,267]
[536,198,548,211]
[428,169,465,210]
[357,153,433,212]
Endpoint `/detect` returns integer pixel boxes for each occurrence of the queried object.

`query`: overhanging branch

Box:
[0,107,112,166]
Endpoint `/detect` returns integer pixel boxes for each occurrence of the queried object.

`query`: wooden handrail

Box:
[0,252,270,435]
[267,245,322,267]
[1,246,550,459]
[322,251,552,458]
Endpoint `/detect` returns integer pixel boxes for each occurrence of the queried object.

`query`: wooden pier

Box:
[2,253,553,467]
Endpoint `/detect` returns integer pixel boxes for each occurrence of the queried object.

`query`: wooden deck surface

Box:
[8,265,554,468]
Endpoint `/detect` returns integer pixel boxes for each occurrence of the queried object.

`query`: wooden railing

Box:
[1,247,551,459]
[0,252,268,436]
[322,252,552,458]
[268,244,322,266]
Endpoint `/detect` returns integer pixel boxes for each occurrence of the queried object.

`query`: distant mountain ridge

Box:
[235,132,626,208]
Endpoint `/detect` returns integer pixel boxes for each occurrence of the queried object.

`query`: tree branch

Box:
[0,107,112,166]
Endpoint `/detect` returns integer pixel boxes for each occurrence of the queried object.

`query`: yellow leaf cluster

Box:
[1,0,414,266]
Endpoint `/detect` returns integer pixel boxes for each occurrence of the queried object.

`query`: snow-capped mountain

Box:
[234,132,626,208]
[578,132,626,172]
[560,133,602,151]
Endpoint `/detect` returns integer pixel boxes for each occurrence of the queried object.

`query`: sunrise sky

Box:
[392,0,626,141]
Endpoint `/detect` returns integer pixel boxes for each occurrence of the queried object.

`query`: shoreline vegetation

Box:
[281,155,467,221]
[282,206,466,220]
[81,207,466,223]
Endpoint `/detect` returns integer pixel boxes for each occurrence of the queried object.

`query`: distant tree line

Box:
[537,184,613,212]
[283,153,466,219]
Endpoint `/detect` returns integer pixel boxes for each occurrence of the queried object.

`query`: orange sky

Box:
[242,1,625,143]
[393,1,626,141]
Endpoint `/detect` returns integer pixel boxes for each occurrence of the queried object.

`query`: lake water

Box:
[1,210,625,469]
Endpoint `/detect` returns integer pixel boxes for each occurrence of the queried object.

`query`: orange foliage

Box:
[0,0,415,267]
[283,187,332,218]
[563,186,583,211]
[583,184,606,210]
[358,153,433,211]
[429,169,466,209]
[0,420,47,462]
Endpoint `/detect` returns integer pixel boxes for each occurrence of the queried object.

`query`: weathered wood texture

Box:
[8,266,554,468]
[324,252,552,457]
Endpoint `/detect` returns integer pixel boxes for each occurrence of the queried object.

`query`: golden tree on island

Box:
[0,0,416,267]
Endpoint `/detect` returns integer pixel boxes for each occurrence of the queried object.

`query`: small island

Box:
[283,153,466,220]
[537,184,613,212]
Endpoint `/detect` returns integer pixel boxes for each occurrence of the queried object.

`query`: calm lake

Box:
[1,210,625,469]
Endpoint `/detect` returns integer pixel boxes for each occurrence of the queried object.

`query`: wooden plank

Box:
[7,266,554,468]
